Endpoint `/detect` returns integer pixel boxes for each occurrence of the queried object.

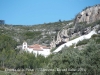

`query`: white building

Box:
[20,41,50,57]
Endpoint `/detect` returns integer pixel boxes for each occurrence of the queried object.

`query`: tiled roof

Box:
[42,46,49,49]
[28,44,49,51]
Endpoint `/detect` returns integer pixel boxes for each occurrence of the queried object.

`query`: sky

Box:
[0,0,100,25]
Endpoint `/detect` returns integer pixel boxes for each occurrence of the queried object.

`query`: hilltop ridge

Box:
[75,4,100,24]
[50,4,100,49]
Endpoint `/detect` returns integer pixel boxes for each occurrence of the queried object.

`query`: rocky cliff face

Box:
[75,4,100,24]
[50,22,73,49]
[50,4,100,49]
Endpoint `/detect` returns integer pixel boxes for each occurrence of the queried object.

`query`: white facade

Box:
[22,41,27,50]
[22,42,50,57]
[25,48,50,57]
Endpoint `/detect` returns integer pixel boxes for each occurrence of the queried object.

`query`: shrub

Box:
[0,67,5,71]
[91,34,100,44]
[91,34,100,38]
[76,39,89,46]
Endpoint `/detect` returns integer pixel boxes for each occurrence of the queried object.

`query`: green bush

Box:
[76,39,89,46]
[0,34,17,51]
[91,34,100,38]
[50,47,57,52]
[91,34,100,44]
[0,67,5,71]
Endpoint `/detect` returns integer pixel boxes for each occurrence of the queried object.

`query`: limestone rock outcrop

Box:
[50,29,70,49]
[50,36,56,49]
[50,4,100,49]
[75,4,100,24]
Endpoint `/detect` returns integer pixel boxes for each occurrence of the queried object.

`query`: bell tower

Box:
[22,41,27,50]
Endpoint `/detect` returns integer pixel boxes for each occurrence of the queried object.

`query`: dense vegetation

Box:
[0,20,71,46]
[0,34,49,75]
[0,19,100,75]
[0,71,17,75]
[0,32,100,75]
[0,20,73,75]
[41,39,100,75]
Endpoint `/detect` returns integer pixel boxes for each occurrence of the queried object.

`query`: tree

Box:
[0,34,17,51]
[0,49,8,68]
[43,46,82,75]
[82,40,100,75]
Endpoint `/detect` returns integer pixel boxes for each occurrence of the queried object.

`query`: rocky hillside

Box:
[1,4,100,49]
[50,4,100,49]
[0,20,72,47]
[75,4,100,24]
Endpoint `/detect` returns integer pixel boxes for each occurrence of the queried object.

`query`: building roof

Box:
[28,44,49,51]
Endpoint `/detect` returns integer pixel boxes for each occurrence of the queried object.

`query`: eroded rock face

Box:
[50,4,100,49]
[50,29,70,49]
[57,29,69,43]
[50,36,56,49]
[75,4,100,24]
